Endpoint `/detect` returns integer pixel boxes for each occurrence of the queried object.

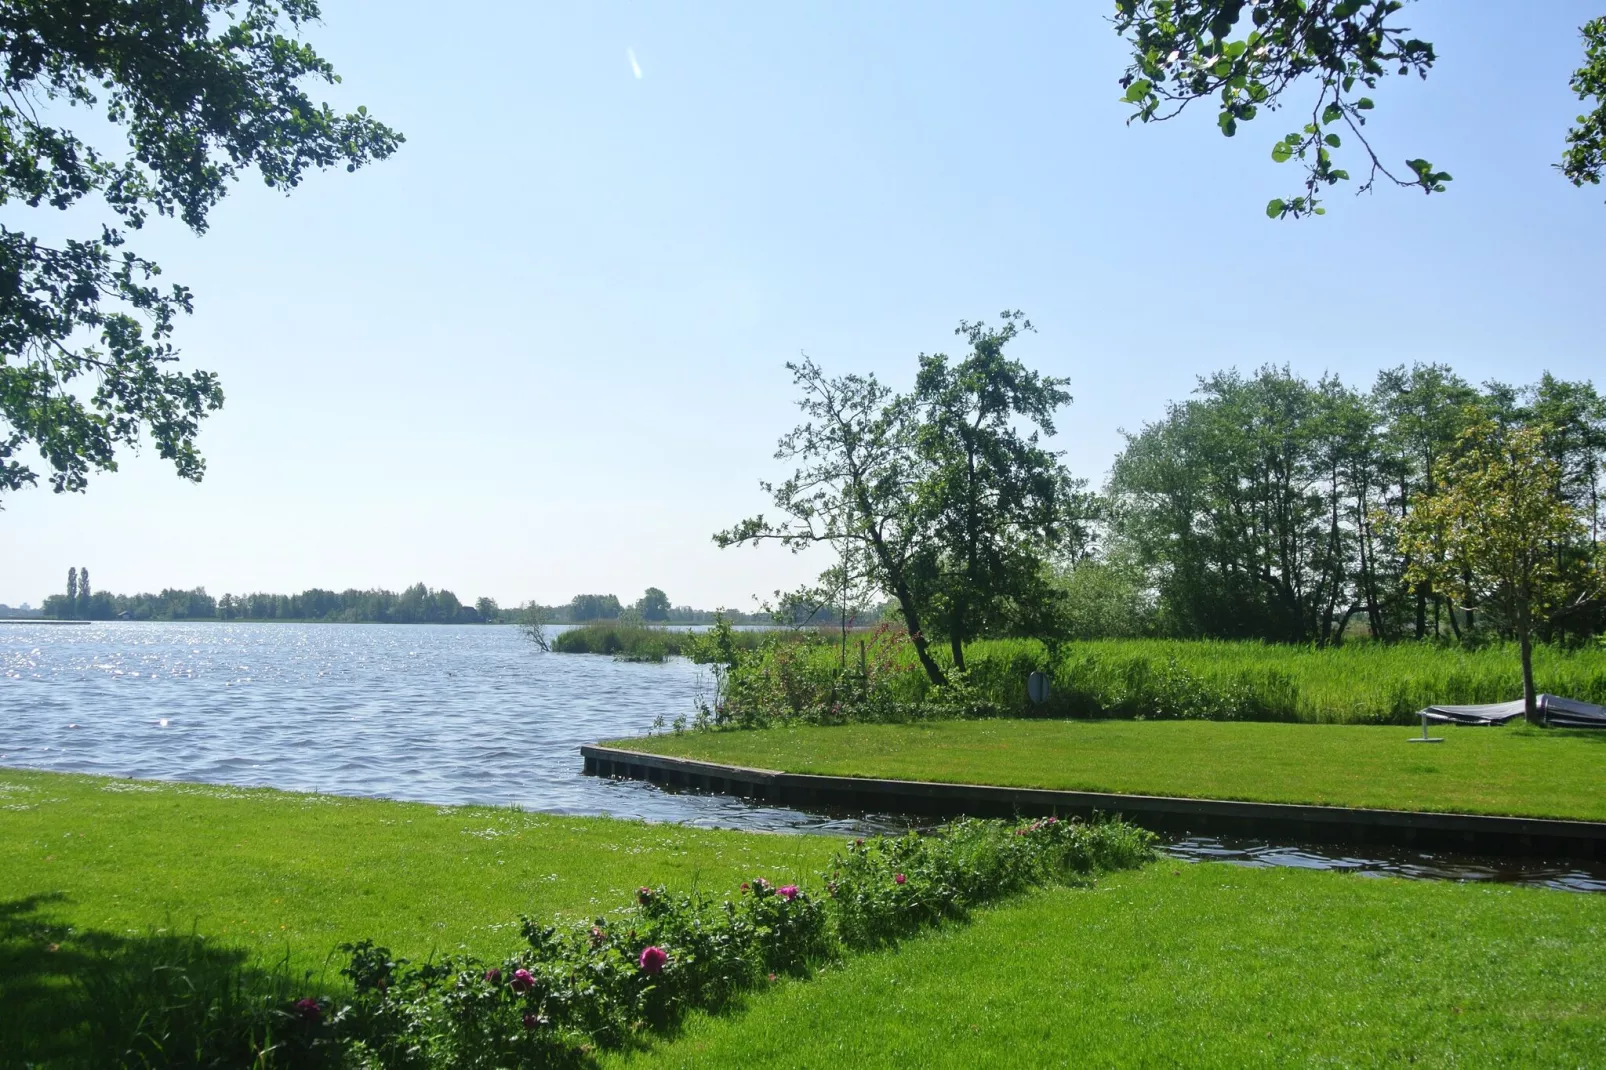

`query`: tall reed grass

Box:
[725,635,1606,726]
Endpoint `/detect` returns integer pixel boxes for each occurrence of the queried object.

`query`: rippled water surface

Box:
[0,621,868,832]
[4,621,1603,891]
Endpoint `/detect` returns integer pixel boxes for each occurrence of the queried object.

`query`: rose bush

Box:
[268,816,1152,1067]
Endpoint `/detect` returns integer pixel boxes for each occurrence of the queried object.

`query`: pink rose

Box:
[294,997,321,1022]
[894,873,907,885]
[778,885,799,901]
[638,945,668,975]
[511,968,534,993]
[483,967,501,984]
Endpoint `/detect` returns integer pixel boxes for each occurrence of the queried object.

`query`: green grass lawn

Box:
[3,768,1604,1066]
[614,719,1606,821]
[0,768,837,970]
[604,862,1606,1068]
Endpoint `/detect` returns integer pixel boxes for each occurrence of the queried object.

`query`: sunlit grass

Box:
[617,718,1606,820]
[0,769,837,970]
[603,863,1606,1068]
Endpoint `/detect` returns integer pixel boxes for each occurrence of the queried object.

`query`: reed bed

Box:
[749,636,1606,725]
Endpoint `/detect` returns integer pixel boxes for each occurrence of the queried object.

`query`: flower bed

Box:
[275,816,1154,1067]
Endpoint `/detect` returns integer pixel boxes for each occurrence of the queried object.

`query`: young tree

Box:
[1394,417,1605,721]
[0,1,401,505]
[65,566,77,618]
[715,357,951,686]
[78,566,91,618]
[474,596,499,622]
[911,313,1081,670]
[1113,3,1603,217]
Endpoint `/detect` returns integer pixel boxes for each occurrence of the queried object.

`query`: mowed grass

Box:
[616,719,1606,821]
[604,863,1606,1069]
[0,769,837,970]
[4,768,1605,1066]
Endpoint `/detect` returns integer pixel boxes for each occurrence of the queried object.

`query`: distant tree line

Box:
[41,579,762,626]
[544,589,763,625]
[43,580,502,624]
[1091,365,1605,645]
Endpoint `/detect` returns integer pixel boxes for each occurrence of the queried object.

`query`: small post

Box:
[1407,711,1444,743]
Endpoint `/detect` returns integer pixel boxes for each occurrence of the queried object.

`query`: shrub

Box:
[326,816,1153,1067]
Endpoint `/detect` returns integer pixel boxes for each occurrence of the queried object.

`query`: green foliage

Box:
[0,0,401,502]
[1052,558,1154,639]
[1561,17,1606,195]
[569,593,624,621]
[330,817,1150,1067]
[1393,415,1606,715]
[1106,364,1606,645]
[636,587,671,622]
[605,865,1606,1068]
[716,315,1082,688]
[1113,0,1441,218]
[911,313,1088,670]
[41,582,497,622]
[699,634,1606,727]
[548,619,773,662]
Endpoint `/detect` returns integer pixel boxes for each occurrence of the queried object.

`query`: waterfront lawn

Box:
[0,768,836,970]
[614,719,1606,821]
[606,862,1606,1068]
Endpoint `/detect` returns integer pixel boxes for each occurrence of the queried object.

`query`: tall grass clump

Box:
[703,632,1606,727]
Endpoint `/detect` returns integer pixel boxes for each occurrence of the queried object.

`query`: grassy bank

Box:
[709,633,1606,725]
[605,862,1606,1068]
[615,719,1606,821]
[3,768,1604,1066]
[0,770,836,971]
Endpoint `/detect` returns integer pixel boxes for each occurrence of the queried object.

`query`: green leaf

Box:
[1324,133,1341,147]
[1266,198,1286,218]
[1271,141,1293,163]
[1321,103,1344,125]
[1123,79,1152,103]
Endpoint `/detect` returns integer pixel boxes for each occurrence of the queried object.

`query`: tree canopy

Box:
[717,316,1082,686]
[1394,416,1605,717]
[1105,365,1606,644]
[1113,2,1606,218]
[0,0,401,504]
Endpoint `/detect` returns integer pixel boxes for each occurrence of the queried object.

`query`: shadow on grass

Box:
[0,895,341,1069]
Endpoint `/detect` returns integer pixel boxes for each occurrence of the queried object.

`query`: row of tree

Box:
[1101,366,1605,645]
[723,318,1605,704]
[545,590,765,624]
[43,579,761,626]
[45,581,500,624]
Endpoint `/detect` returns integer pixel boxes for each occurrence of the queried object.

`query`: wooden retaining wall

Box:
[580,744,1606,861]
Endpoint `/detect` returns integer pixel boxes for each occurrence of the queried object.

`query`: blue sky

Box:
[3,1,1602,609]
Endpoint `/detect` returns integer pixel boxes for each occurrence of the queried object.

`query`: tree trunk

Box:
[1519,600,1539,724]
[950,631,966,674]
[888,582,947,687]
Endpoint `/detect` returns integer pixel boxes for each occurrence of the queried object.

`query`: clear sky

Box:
[2,1,1602,610]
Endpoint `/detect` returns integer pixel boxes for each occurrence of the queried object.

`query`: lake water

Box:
[0,621,874,833]
[3,621,1602,892]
